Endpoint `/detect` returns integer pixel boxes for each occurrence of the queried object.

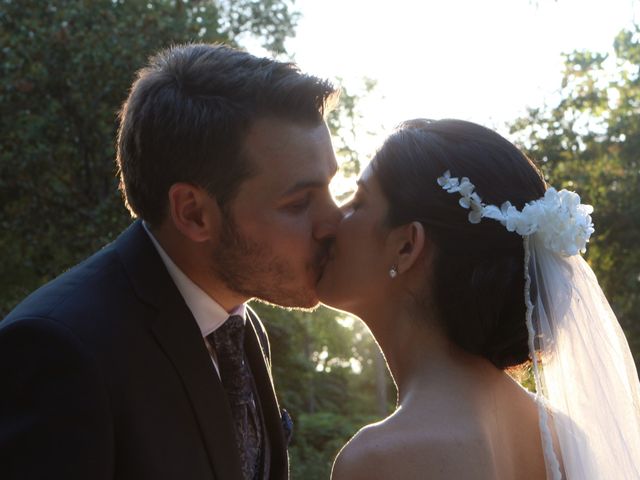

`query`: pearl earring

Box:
[389,266,398,278]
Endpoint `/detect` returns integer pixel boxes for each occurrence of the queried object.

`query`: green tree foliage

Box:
[509,27,640,363]
[251,302,393,479]
[326,80,373,177]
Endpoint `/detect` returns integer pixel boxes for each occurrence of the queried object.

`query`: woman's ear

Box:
[393,221,428,275]
[168,182,221,242]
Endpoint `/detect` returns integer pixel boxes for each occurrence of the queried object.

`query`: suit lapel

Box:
[116,221,244,480]
[245,313,288,479]
[151,305,244,480]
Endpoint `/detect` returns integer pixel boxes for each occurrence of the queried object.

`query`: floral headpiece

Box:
[437,170,595,256]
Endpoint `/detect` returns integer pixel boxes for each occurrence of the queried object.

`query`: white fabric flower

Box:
[437,170,452,187]
[437,172,594,256]
[459,178,475,197]
[468,201,483,224]
[437,170,461,192]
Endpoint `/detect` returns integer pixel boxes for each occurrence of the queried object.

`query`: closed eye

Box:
[347,199,362,210]
[284,193,311,212]
[341,194,363,214]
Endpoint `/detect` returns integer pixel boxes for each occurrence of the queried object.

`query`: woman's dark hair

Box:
[371,119,546,369]
[117,43,337,227]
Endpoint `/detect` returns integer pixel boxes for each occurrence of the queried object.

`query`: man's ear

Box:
[392,221,427,275]
[167,182,221,242]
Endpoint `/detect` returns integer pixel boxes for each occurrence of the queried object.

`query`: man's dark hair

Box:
[116,43,337,226]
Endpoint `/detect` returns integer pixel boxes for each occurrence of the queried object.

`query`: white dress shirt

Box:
[142,222,245,375]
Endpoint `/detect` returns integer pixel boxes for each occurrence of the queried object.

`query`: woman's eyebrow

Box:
[356,179,369,193]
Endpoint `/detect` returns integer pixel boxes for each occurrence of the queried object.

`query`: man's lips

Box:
[318,246,338,278]
[315,247,334,281]
[317,254,329,277]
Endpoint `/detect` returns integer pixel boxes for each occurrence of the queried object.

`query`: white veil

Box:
[438,171,640,479]
[527,234,640,479]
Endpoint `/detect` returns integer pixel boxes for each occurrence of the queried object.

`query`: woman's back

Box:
[332,364,547,480]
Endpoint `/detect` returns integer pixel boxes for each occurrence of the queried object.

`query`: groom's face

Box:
[211,118,341,308]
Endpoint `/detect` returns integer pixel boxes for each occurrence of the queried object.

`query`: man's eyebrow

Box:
[281,180,327,197]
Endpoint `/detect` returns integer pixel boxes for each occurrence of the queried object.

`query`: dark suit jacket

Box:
[0,221,289,479]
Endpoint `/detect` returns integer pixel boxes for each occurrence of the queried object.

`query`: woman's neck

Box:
[362,300,490,406]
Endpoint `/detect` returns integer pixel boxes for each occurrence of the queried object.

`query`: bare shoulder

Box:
[331,419,495,480]
[331,424,394,480]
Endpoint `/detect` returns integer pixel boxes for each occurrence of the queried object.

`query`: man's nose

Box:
[313,201,343,240]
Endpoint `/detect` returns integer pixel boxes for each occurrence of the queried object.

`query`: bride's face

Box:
[317,165,394,313]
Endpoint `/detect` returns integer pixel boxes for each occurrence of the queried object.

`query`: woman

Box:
[318,119,640,479]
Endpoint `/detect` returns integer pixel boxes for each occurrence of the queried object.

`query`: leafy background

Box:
[1,1,638,478]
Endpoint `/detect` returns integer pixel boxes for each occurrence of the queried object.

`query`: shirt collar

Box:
[142,221,245,337]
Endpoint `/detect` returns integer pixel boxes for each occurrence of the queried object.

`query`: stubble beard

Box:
[211,212,320,309]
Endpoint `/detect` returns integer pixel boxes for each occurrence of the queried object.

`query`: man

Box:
[0,44,341,479]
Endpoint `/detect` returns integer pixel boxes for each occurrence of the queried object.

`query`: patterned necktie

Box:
[208,315,262,480]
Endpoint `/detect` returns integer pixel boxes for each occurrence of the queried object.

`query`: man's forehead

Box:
[242,119,337,189]
[244,117,326,150]
[274,156,337,197]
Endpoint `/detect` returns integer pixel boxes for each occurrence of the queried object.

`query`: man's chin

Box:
[244,282,318,310]
[252,296,321,312]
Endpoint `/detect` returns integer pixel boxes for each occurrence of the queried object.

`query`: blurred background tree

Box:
[251,303,393,479]
[509,26,640,363]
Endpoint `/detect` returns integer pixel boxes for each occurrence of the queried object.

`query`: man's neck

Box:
[145,221,248,312]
